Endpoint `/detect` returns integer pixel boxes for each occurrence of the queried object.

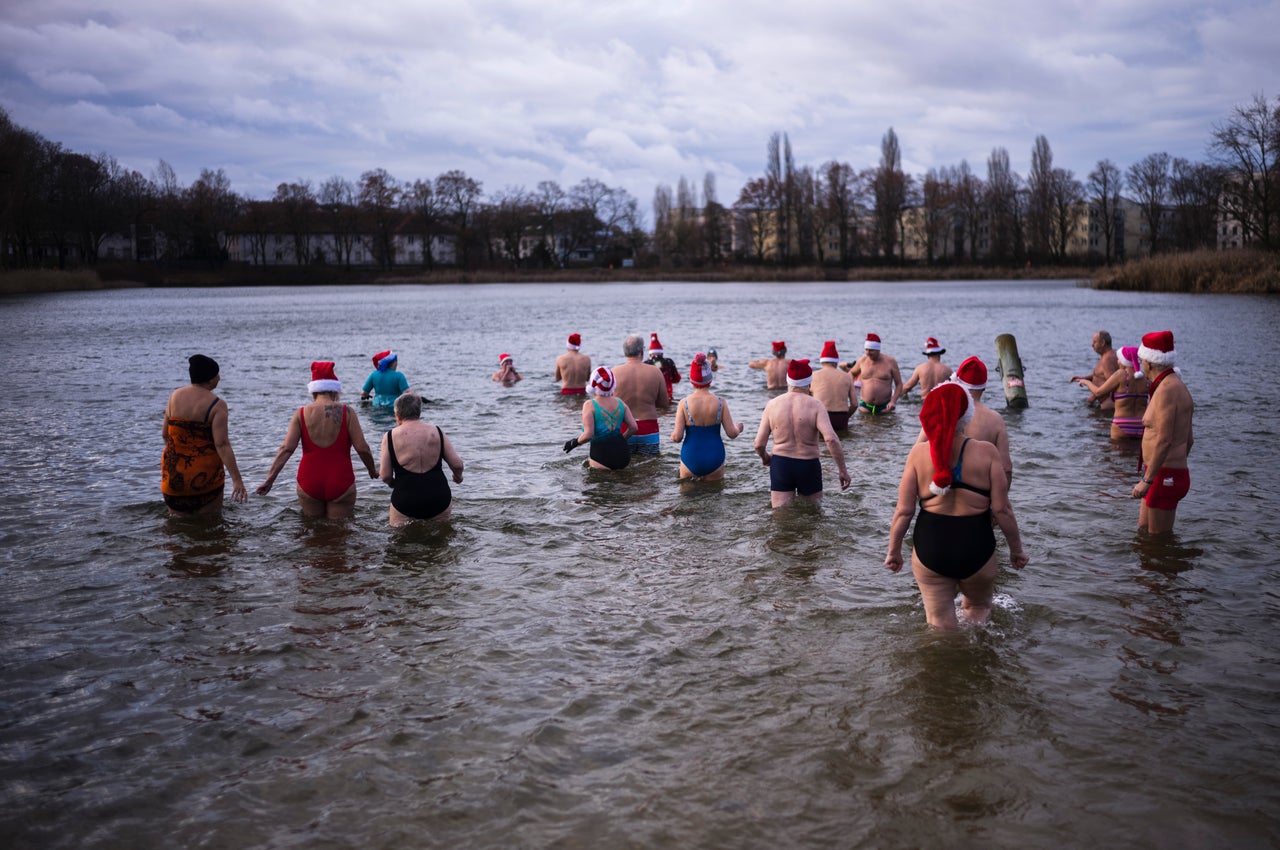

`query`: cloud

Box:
[1,0,1275,208]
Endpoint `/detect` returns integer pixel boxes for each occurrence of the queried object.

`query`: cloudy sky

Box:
[2,0,1277,217]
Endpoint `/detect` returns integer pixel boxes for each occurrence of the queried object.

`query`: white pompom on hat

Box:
[689,352,713,387]
[649,333,664,356]
[590,365,616,396]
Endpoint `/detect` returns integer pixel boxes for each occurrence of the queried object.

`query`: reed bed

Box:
[1091,249,1280,293]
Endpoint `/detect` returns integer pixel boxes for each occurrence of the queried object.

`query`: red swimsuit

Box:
[297,406,355,501]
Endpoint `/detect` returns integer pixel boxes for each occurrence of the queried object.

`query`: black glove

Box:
[563,437,581,453]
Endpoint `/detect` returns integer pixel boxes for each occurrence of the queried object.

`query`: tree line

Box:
[1,93,1277,273]
[651,92,1279,267]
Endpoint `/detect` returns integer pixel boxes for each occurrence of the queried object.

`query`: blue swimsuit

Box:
[680,398,726,476]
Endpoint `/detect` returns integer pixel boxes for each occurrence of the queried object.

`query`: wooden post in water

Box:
[995,333,1029,409]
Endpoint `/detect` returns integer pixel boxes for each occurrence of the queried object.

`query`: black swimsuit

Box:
[386,426,452,520]
[913,439,996,580]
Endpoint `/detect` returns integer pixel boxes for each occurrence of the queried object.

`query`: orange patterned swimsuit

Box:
[161,398,225,512]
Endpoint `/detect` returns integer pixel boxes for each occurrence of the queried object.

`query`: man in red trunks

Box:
[555,332,592,394]
[1131,330,1194,534]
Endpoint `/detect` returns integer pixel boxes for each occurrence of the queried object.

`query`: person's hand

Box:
[886,400,896,412]
[758,452,771,467]
[231,482,248,503]
[885,551,904,572]
[254,480,272,496]
[838,470,851,490]
[1010,550,1029,570]
[368,468,379,479]
[563,437,581,453]
[1131,479,1152,499]
[452,469,463,484]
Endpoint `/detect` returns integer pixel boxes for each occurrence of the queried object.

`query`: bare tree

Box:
[953,160,984,262]
[1208,92,1280,250]
[358,168,401,269]
[702,172,725,264]
[986,147,1021,263]
[919,167,955,263]
[1127,152,1171,255]
[403,178,443,269]
[1025,134,1055,259]
[435,169,482,269]
[874,127,910,260]
[1169,158,1223,251]
[319,175,358,268]
[533,180,566,267]
[1048,167,1084,261]
[734,178,772,262]
[487,185,533,267]
[186,168,238,265]
[651,183,674,266]
[1087,159,1124,263]
[274,180,316,265]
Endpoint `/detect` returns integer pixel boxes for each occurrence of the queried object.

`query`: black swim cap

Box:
[189,354,219,384]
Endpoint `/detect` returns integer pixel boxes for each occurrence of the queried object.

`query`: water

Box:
[1,280,1278,848]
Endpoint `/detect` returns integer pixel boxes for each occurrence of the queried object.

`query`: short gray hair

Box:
[623,334,644,357]
[1097,330,1112,347]
[394,391,422,420]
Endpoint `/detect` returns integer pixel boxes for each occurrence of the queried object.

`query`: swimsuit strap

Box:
[716,397,722,425]
[434,425,445,470]
[202,397,222,422]
[386,429,401,471]
[951,437,972,482]
[685,400,694,426]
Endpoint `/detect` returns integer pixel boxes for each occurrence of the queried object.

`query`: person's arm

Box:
[361,372,375,401]
[989,460,1027,569]
[996,425,1013,483]
[1081,368,1123,404]
[256,410,302,495]
[747,358,767,369]
[565,401,594,452]
[554,359,563,382]
[654,375,671,410]
[846,357,863,378]
[208,400,247,502]
[379,431,394,486]
[622,404,638,437]
[670,399,687,442]
[753,415,772,466]
[817,411,851,490]
[901,366,921,396]
[885,458,917,572]
[886,362,905,410]
[440,430,464,484]
[346,407,378,478]
[720,398,743,439]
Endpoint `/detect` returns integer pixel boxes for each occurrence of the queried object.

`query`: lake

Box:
[1,280,1278,848]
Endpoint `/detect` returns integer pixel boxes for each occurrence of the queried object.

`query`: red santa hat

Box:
[372,350,398,371]
[1137,330,1175,368]
[951,356,988,391]
[864,333,882,351]
[649,333,664,356]
[308,361,342,395]
[567,333,581,350]
[772,340,786,355]
[498,353,512,364]
[590,365,616,396]
[819,340,840,363]
[919,382,974,496]
[786,358,813,387]
[923,337,945,355]
[690,352,713,387]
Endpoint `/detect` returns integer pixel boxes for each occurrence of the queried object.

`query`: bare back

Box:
[555,350,592,390]
[906,359,952,396]
[966,401,1012,480]
[810,365,855,413]
[757,391,829,459]
[613,359,668,420]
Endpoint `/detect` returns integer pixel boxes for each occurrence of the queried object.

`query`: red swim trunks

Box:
[1145,467,1190,511]
[633,418,659,436]
[560,387,586,395]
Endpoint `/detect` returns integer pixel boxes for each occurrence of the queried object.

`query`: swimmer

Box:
[646,333,681,404]
[612,334,670,455]
[492,353,522,384]
[380,390,463,526]
[671,352,743,480]
[563,366,638,470]
[843,333,903,414]
[1069,330,1121,410]
[161,354,248,514]
[257,361,379,520]
[361,350,409,407]
[1085,345,1148,441]
[809,341,856,430]
[1131,331,1194,534]
[554,333,592,394]
[900,337,953,399]
[886,382,1028,630]
[748,340,791,389]
[754,359,851,507]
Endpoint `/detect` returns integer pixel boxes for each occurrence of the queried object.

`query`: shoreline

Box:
[4,251,1277,293]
